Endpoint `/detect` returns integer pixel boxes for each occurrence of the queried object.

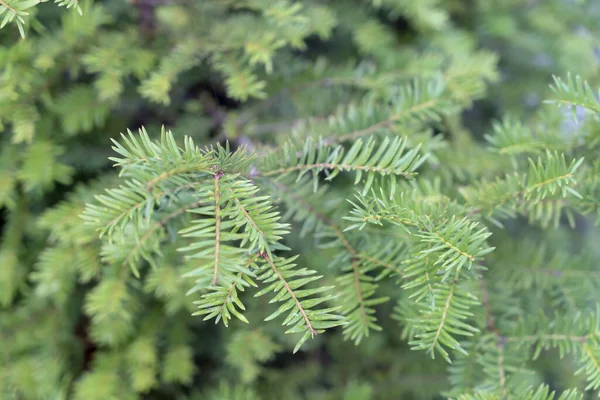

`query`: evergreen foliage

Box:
[2,0,600,399]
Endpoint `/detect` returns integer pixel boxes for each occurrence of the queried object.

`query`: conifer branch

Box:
[193,255,260,326]
[216,256,258,311]
[272,177,404,280]
[329,99,439,144]
[122,198,205,277]
[146,166,214,192]
[497,345,508,398]
[264,253,316,338]
[0,0,17,14]
[546,73,600,118]
[534,268,600,279]
[431,232,476,262]
[265,178,391,343]
[479,275,500,336]
[345,192,493,271]
[84,181,207,237]
[352,259,369,329]
[212,172,222,285]
[505,334,589,343]
[260,135,424,195]
[582,342,600,375]
[216,272,247,321]
[8,0,600,397]
[253,251,343,353]
[430,270,460,356]
[261,162,415,179]
[355,253,405,278]
[460,151,583,226]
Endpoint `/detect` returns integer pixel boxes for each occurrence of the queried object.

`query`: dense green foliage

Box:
[2,0,600,399]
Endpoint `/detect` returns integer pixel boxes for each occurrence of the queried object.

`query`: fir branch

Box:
[212,172,222,285]
[322,77,449,145]
[259,135,424,194]
[352,260,368,327]
[179,178,265,289]
[8,0,600,398]
[546,73,600,119]
[0,0,17,14]
[485,115,570,156]
[479,275,500,337]
[431,271,459,352]
[145,165,214,192]
[108,128,218,191]
[355,253,405,279]
[580,342,600,391]
[83,180,206,238]
[122,198,205,277]
[460,151,584,225]
[533,268,600,279]
[213,272,250,323]
[225,182,289,255]
[331,98,439,144]
[261,160,415,179]
[496,344,508,398]
[505,334,589,343]
[345,191,493,272]
[277,183,375,339]
[0,0,38,38]
[193,255,260,326]
[487,239,600,313]
[266,178,396,343]
[454,384,583,400]
[254,253,344,353]
[265,254,316,337]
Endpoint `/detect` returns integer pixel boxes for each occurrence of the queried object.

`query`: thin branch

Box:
[497,345,508,398]
[146,165,214,191]
[479,274,500,337]
[264,254,317,337]
[533,267,600,279]
[0,0,17,14]
[260,162,415,179]
[212,172,222,285]
[431,231,476,262]
[271,180,370,325]
[216,255,259,320]
[355,253,405,278]
[468,173,576,217]
[325,99,438,145]
[582,342,600,373]
[102,181,207,234]
[352,259,369,328]
[504,334,589,343]
[430,269,459,353]
[480,275,509,397]
[232,196,267,247]
[121,198,205,277]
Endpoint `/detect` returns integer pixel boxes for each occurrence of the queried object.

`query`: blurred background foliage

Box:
[1,0,600,399]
